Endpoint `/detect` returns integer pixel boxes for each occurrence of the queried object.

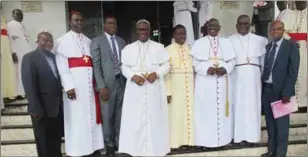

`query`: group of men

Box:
[0,1,306,157]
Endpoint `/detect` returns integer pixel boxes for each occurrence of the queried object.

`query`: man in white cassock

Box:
[53,12,104,156]
[191,18,236,148]
[228,15,268,144]
[7,9,34,98]
[119,19,170,156]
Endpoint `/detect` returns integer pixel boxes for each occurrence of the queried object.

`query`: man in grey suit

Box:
[21,32,63,157]
[91,15,126,156]
[261,21,300,157]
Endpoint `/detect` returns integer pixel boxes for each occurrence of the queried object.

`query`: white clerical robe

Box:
[119,40,170,156]
[54,30,104,156]
[7,20,34,96]
[227,33,268,143]
[276,8,293,22]
[173,1,197,47]
[191,35,235,148]
[284,8,307,107]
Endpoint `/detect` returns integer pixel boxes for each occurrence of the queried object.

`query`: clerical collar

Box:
[174,42,186,48]
[208,35,218,40]
[238,32,250,37]
[70,30,82,36]
[138,40,149,44]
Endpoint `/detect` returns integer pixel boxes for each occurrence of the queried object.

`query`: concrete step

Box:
[1,142,306,156]
[168,144,307,156]
[2,112,307,128]
[1,126,306,144]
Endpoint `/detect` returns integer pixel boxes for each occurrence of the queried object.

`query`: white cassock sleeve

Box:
[220,59,235,74]
[121,64,136,80]
[192,57,212,76]
[55,53,75,92]
[156,61,170,78]
[260,38,268,75]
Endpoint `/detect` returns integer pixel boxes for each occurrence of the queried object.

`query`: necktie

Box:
[111,36,120,74]
[46,55,58,78]
[262,43,277,81]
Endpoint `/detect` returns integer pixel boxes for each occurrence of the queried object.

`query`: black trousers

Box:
[262,83,289,156]
[31,110,63,157]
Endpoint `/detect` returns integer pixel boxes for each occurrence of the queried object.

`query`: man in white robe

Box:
[228,15,268,144]
[275,1,293,22]
[119,19,170,156]
[173,1,197,47]
[7,9,34,98]
[54,12,104,156]
[191,18,236,148]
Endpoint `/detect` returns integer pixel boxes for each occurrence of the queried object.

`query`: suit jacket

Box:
[90,33,126,101]
[254,1,274,22]
[21,48,62,117]
[262,39,300,98]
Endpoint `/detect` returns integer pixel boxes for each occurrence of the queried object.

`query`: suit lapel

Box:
[101,34,113,60]
[273,39,286,68]
[115,36,123,61]
[38,50,59,83]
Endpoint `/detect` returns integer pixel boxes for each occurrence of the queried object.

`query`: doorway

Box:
[102,1,174,46]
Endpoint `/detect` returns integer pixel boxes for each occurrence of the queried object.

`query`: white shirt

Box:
[105,32,120,58]
[265,37,283,83]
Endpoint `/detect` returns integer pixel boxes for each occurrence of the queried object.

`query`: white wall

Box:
[1,1,67,41]
[210,1,254,37]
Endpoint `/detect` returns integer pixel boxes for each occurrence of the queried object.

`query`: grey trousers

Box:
[102,77,125,147]
[262,83,289,156]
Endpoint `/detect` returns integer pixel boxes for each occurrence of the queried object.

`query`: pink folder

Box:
[271,96,298,119]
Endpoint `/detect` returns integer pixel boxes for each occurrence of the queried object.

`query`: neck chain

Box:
[208,36,219,57]
[73,33,86,55]
[138,41,150,71]
[237,34,251,63]
[276,9,287,20]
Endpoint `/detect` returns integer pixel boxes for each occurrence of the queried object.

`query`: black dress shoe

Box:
[261,152,275,157]
[106,146,115,156]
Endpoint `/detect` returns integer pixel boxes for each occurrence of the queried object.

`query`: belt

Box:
[235,63,260,68]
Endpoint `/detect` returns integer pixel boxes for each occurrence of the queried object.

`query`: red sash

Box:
[288,33,307,41]
[68,55,102,124]
[1,29,8,36]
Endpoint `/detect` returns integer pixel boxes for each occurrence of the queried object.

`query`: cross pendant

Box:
[211,56,220,68]
[246,57,250,63]
[83,56,89,63]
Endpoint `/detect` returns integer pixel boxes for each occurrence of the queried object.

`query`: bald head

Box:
[237,15,250,23]
[207,18,220,36]
[12,9,23,22]
[236,15,251,35]
[37,32,54,51]
[269,20,285,41]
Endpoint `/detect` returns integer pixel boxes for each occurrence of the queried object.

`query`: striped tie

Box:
[111,36,120,74]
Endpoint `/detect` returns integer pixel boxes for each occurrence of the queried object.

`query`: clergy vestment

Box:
[119,40,170,156]
[284,8,307,107]
[227,33,268,143]
[7,20,34,96]
[54,30,104,156]
[191,35,235,147]
[1,16,17,99]
[276,8,293,22]
[165,43,195,148]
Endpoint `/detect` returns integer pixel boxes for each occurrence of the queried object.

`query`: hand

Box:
[167,96,172,103]
[290,39,300,48]
[31,114,43,120]
[66,89,76,100]
[132,75,145,86]
[12,53,18,63]
[215,67,227,76]
[282,96,290,104]
[146,72,158,83]
[207,67,216,75]
[100,88,108,101]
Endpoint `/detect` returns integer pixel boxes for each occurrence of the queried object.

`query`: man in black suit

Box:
[21,32,63,157]
[90,15,126,156]
[261,20,300,157]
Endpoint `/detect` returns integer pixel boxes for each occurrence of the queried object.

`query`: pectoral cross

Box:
[83,56,89,63]
[246,57,251,63]
[210,56,220,68]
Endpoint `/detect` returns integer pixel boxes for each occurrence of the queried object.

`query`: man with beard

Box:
[227,15,268,145]
[7,9,34,99]
[118,19,170,156]
[261,20,299,157]
[21,32,63,157]
[53,11,104,156]
[165,24,195,149]
[191,18,236,148]
[91,15,126,156]
[284,1,307,108]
